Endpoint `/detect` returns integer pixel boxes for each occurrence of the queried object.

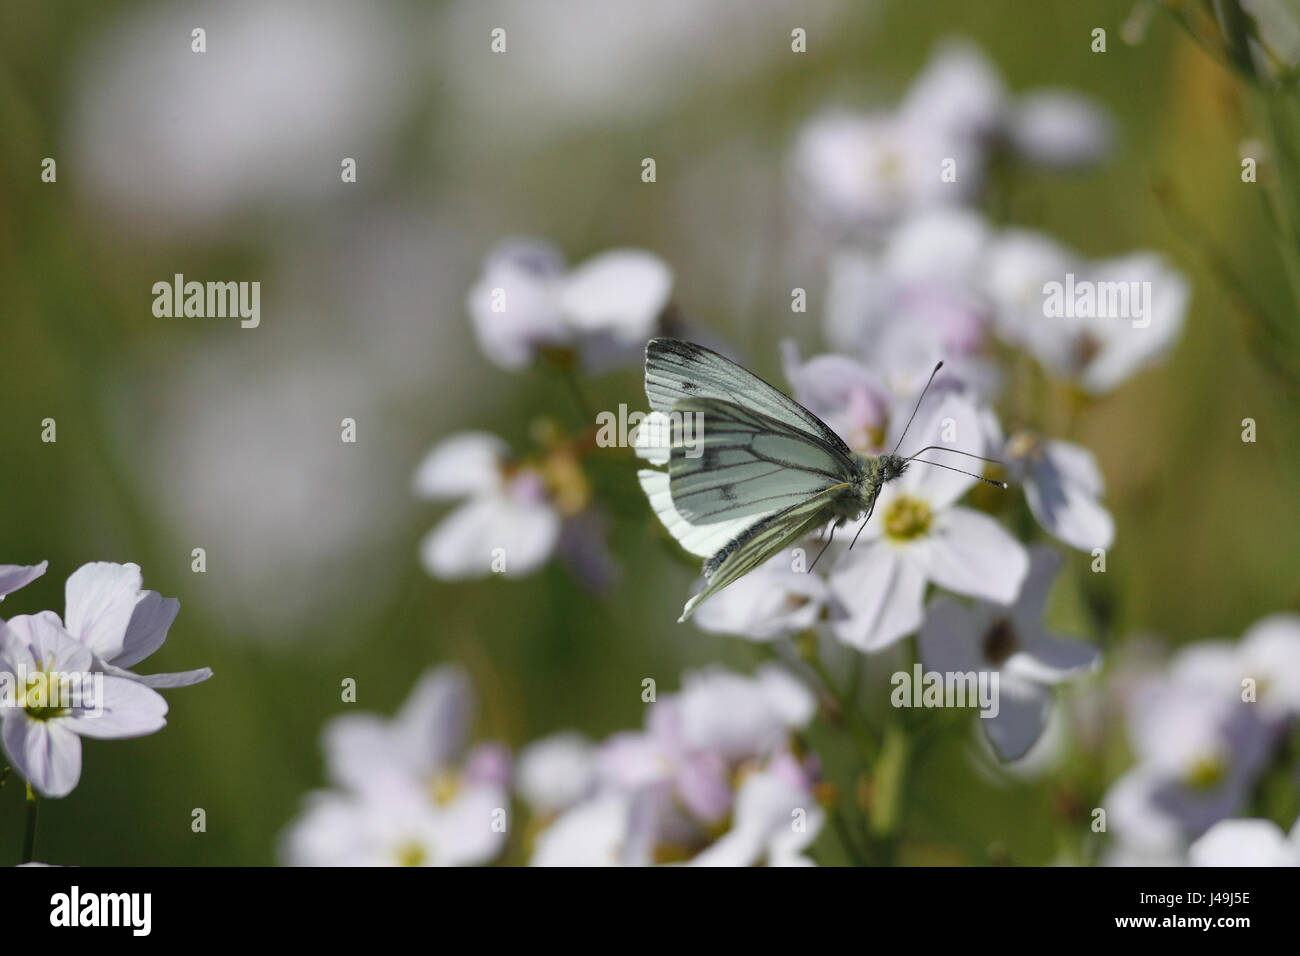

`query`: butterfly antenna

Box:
[891,361,944,455]
[909,457,1008,489]
[904,445,1006,467]
[807,522,837,572]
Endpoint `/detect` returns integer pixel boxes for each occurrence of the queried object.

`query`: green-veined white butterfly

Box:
[637,338,1005,622]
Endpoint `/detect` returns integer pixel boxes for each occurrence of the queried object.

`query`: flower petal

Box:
[559,250,672,344]
[829,542,926,651]
[111,590,180,668]
[982,677,1051,761]
[916,507,1027,604]
[63,562,143,659]
[0,561,48,600]
[67,675,168,739]
[2,716,82,798]
[411,433,507,500]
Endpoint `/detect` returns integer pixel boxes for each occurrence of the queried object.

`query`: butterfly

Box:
[637,338,1004,622]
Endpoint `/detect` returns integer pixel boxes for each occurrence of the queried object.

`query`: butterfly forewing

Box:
[668,397,857,525]
[645,338,854,459]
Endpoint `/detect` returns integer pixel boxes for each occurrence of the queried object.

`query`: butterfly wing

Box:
[667,397,857,524]
[678,486,846,622]
[645,338,853,459]
[637,469,763,558]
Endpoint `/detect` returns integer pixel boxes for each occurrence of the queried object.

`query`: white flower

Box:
[0,612,169,798]
[781,343,896,455]
[0,561,46,600]
[676,665,816,763]
[516,732,598,817]
[413,433,563,580]
[283,666,509,866]
[529,790,657,867]
[280,784,504,867]
[819,211,998,399]
[62,562,212,688]
[688,753,823,866]
[1167,613,1300,720]
[919,547,1101,760]
[997,425,1115,552]
[829,396,1028,652]
[691,548,830,640]
[1188,817,1300,867]
[983,230,1188,393]
[1005,90,1114,168]
[467,239,672,371]
[791,110,977,233]
[598,665,813,825]
[1103,669,1275,855]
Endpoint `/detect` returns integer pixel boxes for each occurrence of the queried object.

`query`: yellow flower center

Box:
[429,770,461,806]
[20,661,72,721]
[883,496,932,541]
[393,842,427,867]
[1184,755,1226,791]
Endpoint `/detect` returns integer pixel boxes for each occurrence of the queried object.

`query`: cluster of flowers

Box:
[0,561,210,798]
[413,42,1185,767]
[280,663,821,866]
[1100,613,1300,866]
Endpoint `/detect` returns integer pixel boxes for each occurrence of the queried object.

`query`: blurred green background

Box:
[1,0,1297,864]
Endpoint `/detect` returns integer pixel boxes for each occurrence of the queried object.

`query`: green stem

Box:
[800,644,879,764]
[22,783,38,864]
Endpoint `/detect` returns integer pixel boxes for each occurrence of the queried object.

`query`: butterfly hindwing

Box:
[677,486,845,621]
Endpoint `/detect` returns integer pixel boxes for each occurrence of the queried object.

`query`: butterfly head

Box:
[878,453,908,484]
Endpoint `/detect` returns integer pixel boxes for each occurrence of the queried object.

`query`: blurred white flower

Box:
[62,562,212,688]
[467,239,672,371]
[691,547,830,640]
[516,732,598,817]
[0,562,46,600]
[919,547,1100,760]
[530,790,656,867]
[526,666,822,866]
[984,230,1188,393]
[413,433,563,580]
[688,753,823,866]
[436,0,838,146]
[791,110,978,233]
[1103,668,1275,856]
[281,785,504,867]
[676,665,817,762]
[67,0,411,234]
[792,40,1111,232]
[782,343,896,455]
[0,612,169,798]
[283,666,509,866]
[829,396,1028,651]
[1167,613,1300,720]
[1005,90,1114,168]
[820,210,998,398]
[1188,817,1300,867]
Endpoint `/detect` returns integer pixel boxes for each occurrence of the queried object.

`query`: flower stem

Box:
[22,783,38,864]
